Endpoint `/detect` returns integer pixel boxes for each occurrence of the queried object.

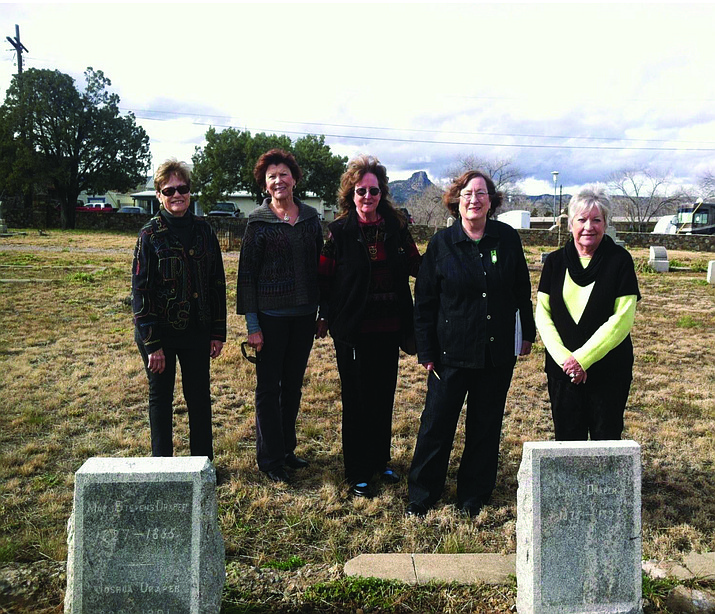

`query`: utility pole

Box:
[6,24,29,75]
[4,24,31,232]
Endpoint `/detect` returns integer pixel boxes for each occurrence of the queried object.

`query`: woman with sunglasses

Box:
[132,159,227,460]
[405,170,534,518]
[236,149,324,484]
[317,155,421,498]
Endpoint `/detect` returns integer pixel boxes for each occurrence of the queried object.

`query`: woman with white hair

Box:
[535,185,640,441]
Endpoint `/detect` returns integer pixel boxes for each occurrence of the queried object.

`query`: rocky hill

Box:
[388,171,434,204]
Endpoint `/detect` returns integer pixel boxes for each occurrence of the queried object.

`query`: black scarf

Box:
[563,234,615,287]
[161,209,194,252]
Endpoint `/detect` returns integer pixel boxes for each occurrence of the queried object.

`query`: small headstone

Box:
[605,225,625,247]
[516,441,641,614]
[649,245,669,272]
[707,261,715,285]
[65,457,224,614]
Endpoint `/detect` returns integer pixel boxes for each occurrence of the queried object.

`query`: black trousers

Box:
[137,338,213,459]
[408,358,515,509]
[334,332,400,485]
[547,371,631,440]
[254,312,316,472]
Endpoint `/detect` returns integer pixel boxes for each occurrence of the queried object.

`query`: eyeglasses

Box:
[460,191,489,201]
[160,184,190,197]
[241,341,260,364]
[355,187,381,197]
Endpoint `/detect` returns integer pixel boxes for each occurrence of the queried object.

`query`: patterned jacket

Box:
[132,211,227,353]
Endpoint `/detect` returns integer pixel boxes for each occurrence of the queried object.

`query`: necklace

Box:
[271,202,293,223]
[362,224,382,260]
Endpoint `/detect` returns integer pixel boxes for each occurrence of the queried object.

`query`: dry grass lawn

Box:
[0,229,713,612]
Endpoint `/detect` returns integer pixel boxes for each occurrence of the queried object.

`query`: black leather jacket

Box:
[414,218,535,369]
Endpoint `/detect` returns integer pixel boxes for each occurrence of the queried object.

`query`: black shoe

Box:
[350,482,373,498]
[215,466,230,486]
[458,503,482,518]
[264,468,291,484]
[405,502,428,517]
[380,468,401,484]
[285,453,309,469]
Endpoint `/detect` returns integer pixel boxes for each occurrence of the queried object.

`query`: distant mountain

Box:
[388,171,434,204]
[522,194,572,203]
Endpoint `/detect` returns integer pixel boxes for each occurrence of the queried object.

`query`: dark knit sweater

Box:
[236,198,323,314]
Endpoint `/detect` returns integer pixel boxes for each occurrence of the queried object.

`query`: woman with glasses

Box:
[236,149,324,484]
[317,155,421,498]
[132,159,227,460]
[405,170,535,518]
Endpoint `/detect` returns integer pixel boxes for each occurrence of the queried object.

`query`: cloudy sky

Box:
[3,2,715,195]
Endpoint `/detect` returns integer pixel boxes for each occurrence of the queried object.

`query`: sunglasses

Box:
[160,184,190,197]
[355,187,380,197]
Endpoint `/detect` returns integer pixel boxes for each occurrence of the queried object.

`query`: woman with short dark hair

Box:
[406,169,534,518]
[237,149,323,484]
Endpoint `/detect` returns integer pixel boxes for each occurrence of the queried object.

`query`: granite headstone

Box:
[65,456,224,614]
[648,246,669,273]
[516,441,641,614]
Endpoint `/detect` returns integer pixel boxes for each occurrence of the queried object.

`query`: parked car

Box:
[117,206,145,214]
[207,203,242,217]
[76,203,114,212]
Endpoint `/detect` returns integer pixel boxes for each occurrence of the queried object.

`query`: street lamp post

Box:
[551,171,559,224]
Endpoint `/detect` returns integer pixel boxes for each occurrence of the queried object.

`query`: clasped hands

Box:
[563,355,587,384]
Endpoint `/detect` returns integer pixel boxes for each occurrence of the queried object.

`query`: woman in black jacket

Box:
[318,155,421,498]
[406,170,535,518]
[132,159,227,460]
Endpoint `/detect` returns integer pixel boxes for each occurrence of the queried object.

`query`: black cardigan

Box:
[320,210,418,347]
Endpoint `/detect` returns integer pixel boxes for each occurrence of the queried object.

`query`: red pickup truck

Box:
[76,203,115,212]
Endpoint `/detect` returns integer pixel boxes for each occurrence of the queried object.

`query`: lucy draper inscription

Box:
[81,481,193,613]
[539,455,635,607]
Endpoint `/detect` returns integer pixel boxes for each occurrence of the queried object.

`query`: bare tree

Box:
[405,184,446,228]
[607,168,683,232]
[697,169,715,199]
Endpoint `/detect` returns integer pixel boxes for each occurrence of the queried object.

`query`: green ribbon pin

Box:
[491,249,498,264]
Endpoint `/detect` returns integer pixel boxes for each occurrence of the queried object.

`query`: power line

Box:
[123,106,715,145]
[122,106,715,152]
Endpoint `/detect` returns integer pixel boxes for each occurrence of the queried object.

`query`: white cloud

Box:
[3,2,715,194]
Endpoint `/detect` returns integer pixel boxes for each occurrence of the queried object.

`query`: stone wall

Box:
[618,231,715,252]
[6,208,715,252]
[75,211,152,232]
